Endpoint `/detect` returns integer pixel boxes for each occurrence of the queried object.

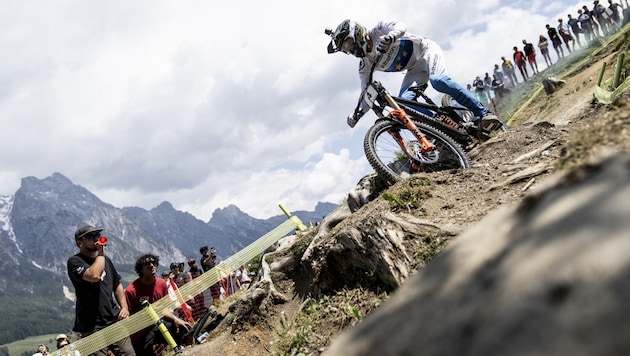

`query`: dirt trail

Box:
[180,34,630,356]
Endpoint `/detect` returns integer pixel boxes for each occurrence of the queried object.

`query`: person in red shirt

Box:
[513,46,529,82]
[522,39,539,75]
[125,254,192,356]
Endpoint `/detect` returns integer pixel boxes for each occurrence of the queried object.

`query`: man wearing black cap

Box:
[67,225,135,355]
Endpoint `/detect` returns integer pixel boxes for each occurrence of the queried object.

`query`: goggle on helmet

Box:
[325,19,369,58]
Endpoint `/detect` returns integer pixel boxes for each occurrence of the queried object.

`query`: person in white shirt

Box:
[235,265,252,290]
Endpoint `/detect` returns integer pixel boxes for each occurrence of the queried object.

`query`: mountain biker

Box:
[326,19,503,131]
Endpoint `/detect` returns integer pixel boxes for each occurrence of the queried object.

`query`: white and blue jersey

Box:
[357,21,487,117]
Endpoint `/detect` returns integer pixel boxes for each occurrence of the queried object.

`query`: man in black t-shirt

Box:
[199,246,215,272]
[545,24,565,61]
[67,225,135,355]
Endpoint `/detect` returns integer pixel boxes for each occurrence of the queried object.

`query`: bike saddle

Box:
[407,84,429,95]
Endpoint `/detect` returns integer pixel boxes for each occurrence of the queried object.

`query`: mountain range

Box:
[0,172,336,344]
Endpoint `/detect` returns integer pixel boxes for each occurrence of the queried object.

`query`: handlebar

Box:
[351,53,407,122]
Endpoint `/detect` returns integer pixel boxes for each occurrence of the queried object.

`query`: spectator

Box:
[493,64,505,83]
[188,258,202,278]
[593,1,612,35]
[578,9,594,43]
[546,23,565,60]
[56,334,82,355]
[538,35,553,68]
[125,254,192,356]
[491,74,505,102]
[199,246,215,272]
[584,5,604,38]
[32,344,49,356]
[199,246,218,306]
[168,262,178,279]
[171,262,192,290]
[483,72,494,101]
[67,225,135,356]
[200,246,221,302]
[567,14,583,47]
[472,76,488,106]
[557,18,575,52]
[522,39,539,74]
[187,258,207,318]
[208,254,221,302]
[235,265,252,290]
[513,46,529,82]
[609,0,623,28]
[602,0,622,31]
[501,56,518,85]
[223,270,240,297]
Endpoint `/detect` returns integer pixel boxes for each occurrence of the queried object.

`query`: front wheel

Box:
[364,119,471,183]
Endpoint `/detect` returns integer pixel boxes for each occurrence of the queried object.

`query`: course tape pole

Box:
[142,300,180,351]
[279,203,307,231]
[59,212,305,355]
[613,52,625,88]
[598,62,607,86]
[594,51,629,104]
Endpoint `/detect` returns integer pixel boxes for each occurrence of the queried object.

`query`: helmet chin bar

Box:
[326,19,368,57]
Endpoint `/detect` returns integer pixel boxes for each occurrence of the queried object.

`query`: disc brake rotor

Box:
[409,140,440,164]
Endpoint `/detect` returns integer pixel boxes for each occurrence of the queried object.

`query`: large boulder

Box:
[325,152,630,356]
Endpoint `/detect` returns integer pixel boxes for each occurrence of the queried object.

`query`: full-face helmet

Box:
[326,19,369,57]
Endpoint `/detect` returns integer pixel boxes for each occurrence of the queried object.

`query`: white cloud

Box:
[0,0,586,219]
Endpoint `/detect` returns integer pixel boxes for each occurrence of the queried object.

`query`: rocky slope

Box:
[180,29,630,356]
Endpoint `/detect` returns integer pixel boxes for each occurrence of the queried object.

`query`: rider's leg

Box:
[397,86,435,117]
[431,73,502,130]
[398,70,435,117]
[430,73,487,117]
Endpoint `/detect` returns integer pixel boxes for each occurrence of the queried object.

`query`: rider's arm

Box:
[357,57,374,113]
[358,58,372,92]
[372,21,407,42]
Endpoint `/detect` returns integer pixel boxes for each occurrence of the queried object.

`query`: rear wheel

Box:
[363,119,471,183]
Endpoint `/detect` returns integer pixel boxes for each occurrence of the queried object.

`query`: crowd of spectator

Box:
[61,223,257,356]
[468,0,627,108]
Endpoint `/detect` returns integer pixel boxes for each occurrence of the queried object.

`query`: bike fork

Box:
[388,109,435,170]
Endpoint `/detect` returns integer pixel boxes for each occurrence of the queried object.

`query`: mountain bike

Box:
[391,85,508,151]
[347,55,471,183]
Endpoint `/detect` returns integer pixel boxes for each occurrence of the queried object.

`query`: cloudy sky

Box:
[1,0,599,220]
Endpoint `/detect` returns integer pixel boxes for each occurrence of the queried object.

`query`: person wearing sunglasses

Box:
[67,224,136,355]
[125,254,193,355]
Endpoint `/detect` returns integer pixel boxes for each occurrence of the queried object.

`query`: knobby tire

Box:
[364,119,471,183]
